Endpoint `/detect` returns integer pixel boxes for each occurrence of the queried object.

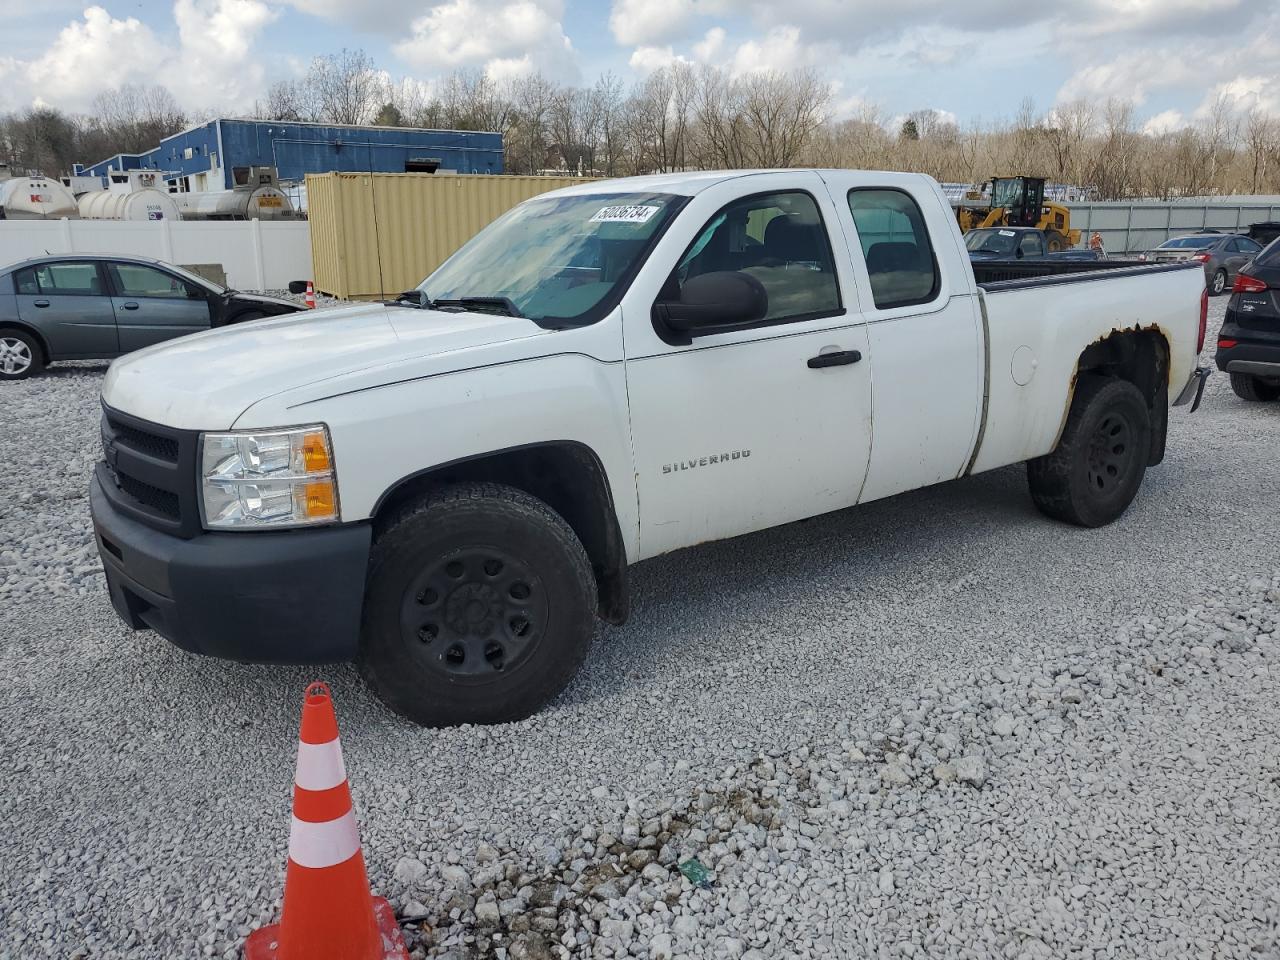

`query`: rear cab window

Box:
[847,188,940,309]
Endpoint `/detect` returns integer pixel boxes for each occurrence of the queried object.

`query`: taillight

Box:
[1233,274,1268,293]
[1198,288,1208,354]
[1192,253,1212,262]
[1218,338,1238,349]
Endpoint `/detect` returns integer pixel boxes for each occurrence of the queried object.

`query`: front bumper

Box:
[91,472,371,664]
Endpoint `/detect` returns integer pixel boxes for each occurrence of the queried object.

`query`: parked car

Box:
[0,254,303,380]
[91,169,1209,727]
[1216,237,1280,402]
[965,227,1053,259]
[1138,233,1264,295]
[965,227,1110,261]
[1247,221,1280,248]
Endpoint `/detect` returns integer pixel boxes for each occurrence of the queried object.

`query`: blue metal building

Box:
[84,119,504,190]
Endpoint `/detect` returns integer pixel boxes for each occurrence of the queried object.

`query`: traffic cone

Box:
[244,682,409,960]
[304,281,317,309]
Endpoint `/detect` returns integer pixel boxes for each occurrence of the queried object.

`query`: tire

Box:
[1027,375,1152,528]
[0,329,45,380]
[359,482,597,727]
[1210,269,1228,296]
[1230,372,1280,402]
[1045,232,1066,253]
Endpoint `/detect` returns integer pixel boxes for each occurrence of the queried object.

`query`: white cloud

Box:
[628,45,689,75]
[1142,109,1185,135]
[171,0,276,106]
[693,26,726,62]
[0,1,276,113]
[609,0,696,46]
[726,25,828,76]
[394,0,578,83]
[15,7,170,108]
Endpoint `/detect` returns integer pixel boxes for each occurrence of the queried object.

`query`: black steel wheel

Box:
[399,548,549,682]
[1085,409,1136,497]
[359,482,596,726]
[1028,375,1152,527]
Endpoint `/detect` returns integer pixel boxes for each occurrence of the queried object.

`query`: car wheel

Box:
[0,329,44,380]
[1229,372,1280,402]
[359,482,597,727]
[1027,375,1152,528]
[1210,269,1228,295]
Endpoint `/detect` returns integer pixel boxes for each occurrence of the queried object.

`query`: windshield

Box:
[991,179,1025,209]
[1159,236,1217,249]
[418,192,683,326]
[165,262,226,293]
[965,229,1018,254]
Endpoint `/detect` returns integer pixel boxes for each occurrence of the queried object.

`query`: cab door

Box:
[621,174,874,560]
[818,173,984,504]
[104,261,213,353]
[14,261,119,358]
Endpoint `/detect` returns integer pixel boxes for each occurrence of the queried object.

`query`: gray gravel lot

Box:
[2,298,1278,959]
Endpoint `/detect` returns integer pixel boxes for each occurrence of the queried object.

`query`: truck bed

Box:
[972,259,1193,288]
[969,258,1206,475]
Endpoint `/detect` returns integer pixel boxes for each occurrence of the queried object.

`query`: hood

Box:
[231,291,303,311]
[103,302,548,429]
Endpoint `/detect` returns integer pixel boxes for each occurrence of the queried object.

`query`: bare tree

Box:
[1244,109,1276,194]
[305,49,385,126]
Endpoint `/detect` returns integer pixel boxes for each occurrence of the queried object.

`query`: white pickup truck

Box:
[91,169,1210,726]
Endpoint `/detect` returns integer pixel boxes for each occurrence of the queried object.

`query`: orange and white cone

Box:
[244,682,409,960]
[304,281,317,309]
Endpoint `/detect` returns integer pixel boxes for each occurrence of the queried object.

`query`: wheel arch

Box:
[1074,327,1170,466]
[0,320,52,364]
[371,441,630,624]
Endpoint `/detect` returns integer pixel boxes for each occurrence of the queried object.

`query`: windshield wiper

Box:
[388,290,431,308]
[430,296,525,318]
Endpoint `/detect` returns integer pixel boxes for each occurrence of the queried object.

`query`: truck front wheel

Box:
[359,482,597,726]
[1027,375,1152,528]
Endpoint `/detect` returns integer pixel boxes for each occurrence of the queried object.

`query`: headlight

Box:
[200,425,339,529]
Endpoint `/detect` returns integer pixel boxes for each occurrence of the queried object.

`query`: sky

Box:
[2,0,1278,134]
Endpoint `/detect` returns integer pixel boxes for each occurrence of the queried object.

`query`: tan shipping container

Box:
[306,172,598,300]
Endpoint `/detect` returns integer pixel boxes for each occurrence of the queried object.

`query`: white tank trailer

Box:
[174,166,301,221]
[77,171,182,221]
[0,164,80,220]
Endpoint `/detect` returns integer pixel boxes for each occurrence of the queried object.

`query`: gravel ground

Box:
[2,298,1278,959]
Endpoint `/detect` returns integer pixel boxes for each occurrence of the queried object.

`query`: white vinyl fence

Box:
[0,219,312,291]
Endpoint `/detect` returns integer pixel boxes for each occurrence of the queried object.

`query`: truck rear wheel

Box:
[359,482,597,727]
[1027,375,1152,528]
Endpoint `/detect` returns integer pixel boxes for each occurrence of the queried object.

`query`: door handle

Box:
[122,301,140,310]
[807,349,862,369]
[33,299,50,307]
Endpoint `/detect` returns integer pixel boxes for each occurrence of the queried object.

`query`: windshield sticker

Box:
[998,229,1016,236]
[591,204,661,224]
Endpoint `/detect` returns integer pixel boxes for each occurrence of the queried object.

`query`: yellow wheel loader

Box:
[955,176,1081,251]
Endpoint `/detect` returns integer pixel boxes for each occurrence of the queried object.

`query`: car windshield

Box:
[1159,236,1217,249]
[965,229,1018,254]
[163,262,225,292]
[417,192,683,325]
[1257,237,1280,267]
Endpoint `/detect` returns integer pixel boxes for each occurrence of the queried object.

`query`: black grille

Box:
[115,472,180,520]
[110,421,179,462]
[99,405,201,537]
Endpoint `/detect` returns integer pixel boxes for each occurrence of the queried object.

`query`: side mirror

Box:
[653,271,768,345]
[1015,248,1024,260]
